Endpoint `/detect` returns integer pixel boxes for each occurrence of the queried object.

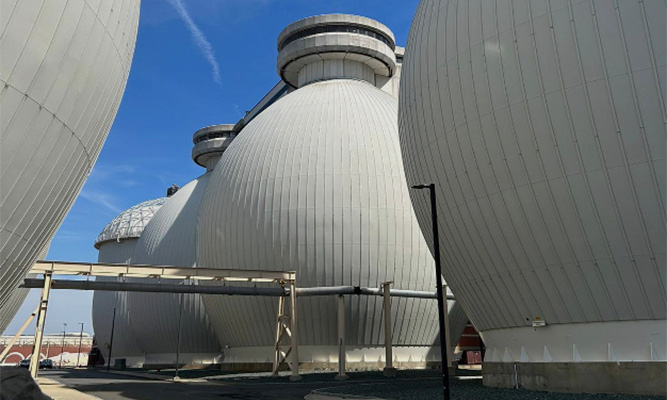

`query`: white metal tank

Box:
[93,197,167,367]
[124,125,236,366]
[0,0,140,332]
[399,0,665,394]
[0,243,50,333]
[197,14,467,369]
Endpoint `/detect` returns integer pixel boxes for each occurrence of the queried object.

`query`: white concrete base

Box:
[483,361,666,396]
[481,319,666,363]
[215,345,452,373]
[108,356,145,368]
[141,352,223,368]
[221,345,440,366]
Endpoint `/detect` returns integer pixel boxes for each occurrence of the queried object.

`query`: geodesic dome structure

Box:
[95,198,168,249]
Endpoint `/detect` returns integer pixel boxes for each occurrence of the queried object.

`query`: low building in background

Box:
[0,333,93,367]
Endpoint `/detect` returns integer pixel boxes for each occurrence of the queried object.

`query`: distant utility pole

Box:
[76,323,84,367]
[60,323,67,368]
[107,308,116,371]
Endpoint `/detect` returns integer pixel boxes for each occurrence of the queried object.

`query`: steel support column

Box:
[272,279,301,380]
[272,295,286,376]
[174,292,184,380]
[335,294,348,380]
[382,281,397,377]
[442,285,452,369]
[289,280,301,381]
[30,272,52,378]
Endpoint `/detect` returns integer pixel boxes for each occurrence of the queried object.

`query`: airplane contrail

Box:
[168,0,222,85]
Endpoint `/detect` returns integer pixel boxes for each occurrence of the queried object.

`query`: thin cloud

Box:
[79,189,122,215]
[86,164,135,182]
[168,0,222,86]
[231,103,242,117]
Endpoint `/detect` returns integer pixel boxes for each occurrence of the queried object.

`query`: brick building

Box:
[0,333,93,367]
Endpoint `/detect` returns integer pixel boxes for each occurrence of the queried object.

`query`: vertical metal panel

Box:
[0,243,48,332]
[0,0,140,332]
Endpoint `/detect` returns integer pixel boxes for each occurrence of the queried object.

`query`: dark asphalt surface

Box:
[39,368,365,400]
[318,375,666,400]
[41,368,664,400]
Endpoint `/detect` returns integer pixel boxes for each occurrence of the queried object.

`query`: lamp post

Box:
[107,308,116,371]
[76,323,84,368]
[60,323,67,369]
[411,183,450,400]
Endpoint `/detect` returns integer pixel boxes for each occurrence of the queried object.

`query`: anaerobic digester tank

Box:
[93,197,167,367]
[0,0,140,332]
[125,125,236,366]
[197,14,468,369]
[399,0,665,394]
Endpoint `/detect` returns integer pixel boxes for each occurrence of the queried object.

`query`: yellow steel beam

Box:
[30,260,295,282]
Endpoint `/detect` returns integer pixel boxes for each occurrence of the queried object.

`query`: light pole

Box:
[76,323,84,368]
[107,307,116,371]
[60,323,67,369]
[411,183,450,400]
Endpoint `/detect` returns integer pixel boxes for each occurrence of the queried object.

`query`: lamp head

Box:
[411,184,432,190]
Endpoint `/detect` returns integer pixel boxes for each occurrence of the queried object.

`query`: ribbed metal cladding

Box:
[128,174,221,360]
[0,0,140,327]
[0,243,48,333]
[0,286,29,333]
[198,79,444,349]
[93,240,144,361]
[399,0,666,336]
[447,297,469,350]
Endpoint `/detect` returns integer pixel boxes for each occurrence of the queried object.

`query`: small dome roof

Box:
[94,198,167,248]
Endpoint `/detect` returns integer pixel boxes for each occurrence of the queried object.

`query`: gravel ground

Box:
[312,370,663,400]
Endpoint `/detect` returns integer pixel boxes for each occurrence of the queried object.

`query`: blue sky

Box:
[4,0,420,336]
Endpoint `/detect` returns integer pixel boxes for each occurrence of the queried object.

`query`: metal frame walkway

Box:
[5,260,454,381]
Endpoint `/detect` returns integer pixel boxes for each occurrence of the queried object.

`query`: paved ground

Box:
[38,368,366,400]
[39,368,664,400]
[37,376,99,400]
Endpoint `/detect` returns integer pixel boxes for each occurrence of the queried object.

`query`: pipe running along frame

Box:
[24,261,299,379]
[21,279,455,300]
[22,261,455,379]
